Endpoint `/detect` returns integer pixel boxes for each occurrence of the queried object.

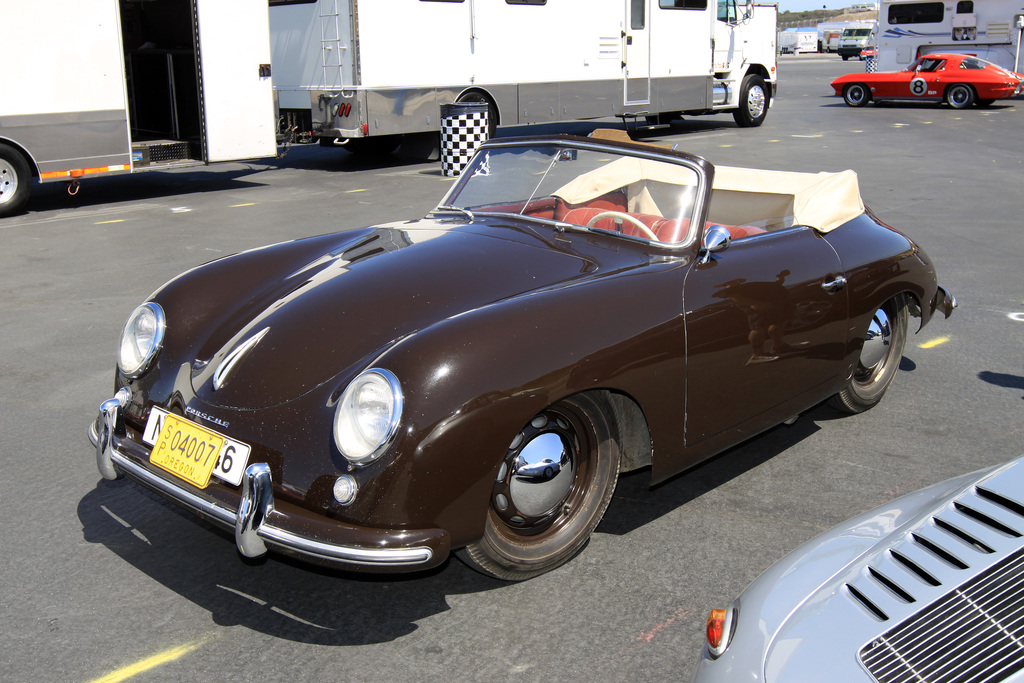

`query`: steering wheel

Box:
[585,211,659,240]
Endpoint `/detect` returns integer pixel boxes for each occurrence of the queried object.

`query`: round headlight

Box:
[333,369,403,465]
[117,302,166,378]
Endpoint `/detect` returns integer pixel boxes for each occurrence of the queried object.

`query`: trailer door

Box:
[624,0,651,105]
[194,0,276,162]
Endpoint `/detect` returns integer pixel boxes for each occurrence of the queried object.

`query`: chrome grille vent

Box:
[859,547,1024,683]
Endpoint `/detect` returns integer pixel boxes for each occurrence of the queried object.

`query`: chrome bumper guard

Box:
[89,398,434,568]
[934,285,957,319]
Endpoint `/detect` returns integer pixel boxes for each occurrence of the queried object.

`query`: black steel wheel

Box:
[843,83,871,107]
[0,143,31,217]
[733,74,769,127]
[946,83,976,109]
[458,393,620,580]
[830,295,909,414]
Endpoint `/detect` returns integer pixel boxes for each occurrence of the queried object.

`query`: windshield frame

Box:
[434,136,712,251]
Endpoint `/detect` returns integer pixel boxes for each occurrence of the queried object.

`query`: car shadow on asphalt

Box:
[77,480,499,646]
[597,401,838,537]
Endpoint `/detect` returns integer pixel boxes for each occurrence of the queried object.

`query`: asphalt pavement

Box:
[2,54,1022,681]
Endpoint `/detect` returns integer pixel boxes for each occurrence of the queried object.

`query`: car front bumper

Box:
[89,395,449,571]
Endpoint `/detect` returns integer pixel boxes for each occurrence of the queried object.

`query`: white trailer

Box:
[0,0,277,217]
[270,0,778,153]
[877,0,1024,72]
[780,29,819,52]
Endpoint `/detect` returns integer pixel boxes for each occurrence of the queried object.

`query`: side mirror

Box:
[698,225,731,265]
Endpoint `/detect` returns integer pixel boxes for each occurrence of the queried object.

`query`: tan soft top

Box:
[561,130,866,233]
[710,166,865,233]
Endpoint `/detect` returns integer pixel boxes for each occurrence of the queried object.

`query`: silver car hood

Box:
[695,456,1024,682]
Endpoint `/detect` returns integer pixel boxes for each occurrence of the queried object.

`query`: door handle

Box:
[822,276,847,294]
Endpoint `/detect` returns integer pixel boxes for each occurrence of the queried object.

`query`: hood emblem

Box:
[213,327,270,391]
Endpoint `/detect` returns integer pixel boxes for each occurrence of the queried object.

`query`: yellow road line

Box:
[95,219,125,225]
[919,336,950,349]
[230,203,255,208]
[346,188,369,193]
[88,640,205,683]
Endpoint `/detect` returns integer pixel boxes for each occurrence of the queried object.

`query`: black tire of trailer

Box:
[0,143,32,217]
[733,74,770,128]
[455,90,499,139]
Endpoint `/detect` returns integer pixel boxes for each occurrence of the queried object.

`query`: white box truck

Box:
[0,0,278,217]
[270,0,779,153]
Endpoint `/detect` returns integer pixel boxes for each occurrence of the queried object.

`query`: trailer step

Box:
[131,141,197,167]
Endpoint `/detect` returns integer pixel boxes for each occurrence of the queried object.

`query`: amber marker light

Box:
[706,608,734,658]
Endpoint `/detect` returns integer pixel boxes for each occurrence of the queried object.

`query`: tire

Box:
[0,143,31,217]
[733,74,769,128]
[456,91,498,139]
[946,83,975,109]
[830,295,909,414]
[842,54,850,61]
[843,83,871,107]
[457,393,621,580]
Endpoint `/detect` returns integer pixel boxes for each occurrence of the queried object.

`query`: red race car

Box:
[832,53,1024,108]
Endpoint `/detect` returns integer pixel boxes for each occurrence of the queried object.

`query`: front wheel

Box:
[0,143,31,217]
[733,74,769,128]
[946,83,976,109]
[843,83,872,107]
[830,295,909,414]
[457,393,621,581]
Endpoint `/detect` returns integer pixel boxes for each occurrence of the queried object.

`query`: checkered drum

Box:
[440,102,490,177]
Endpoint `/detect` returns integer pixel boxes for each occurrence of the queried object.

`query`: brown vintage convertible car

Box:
[90,133,955,580]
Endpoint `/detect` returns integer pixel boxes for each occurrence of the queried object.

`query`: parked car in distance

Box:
[90,132,954,582]
[692,454,1024,682]
[832,53,1024,108]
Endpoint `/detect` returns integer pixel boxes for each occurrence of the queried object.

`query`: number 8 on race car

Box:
[910,77,928,96]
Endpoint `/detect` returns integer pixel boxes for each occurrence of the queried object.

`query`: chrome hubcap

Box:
[860,307,892,372]
[494,412,577,530]
[747,86,766,118]
[0,158,17,204]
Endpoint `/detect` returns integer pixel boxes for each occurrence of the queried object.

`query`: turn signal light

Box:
[706,608,734,658]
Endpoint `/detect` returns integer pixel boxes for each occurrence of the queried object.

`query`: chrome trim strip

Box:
[89,401,433,567]
[213,327,270,390]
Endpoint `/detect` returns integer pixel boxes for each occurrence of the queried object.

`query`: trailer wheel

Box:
[0,143,31,217]
[733,74,769,128]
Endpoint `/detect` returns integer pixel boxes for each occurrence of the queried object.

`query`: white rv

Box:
[0,0,277,218]
[270,0,779,153]
[877,0,1024,72]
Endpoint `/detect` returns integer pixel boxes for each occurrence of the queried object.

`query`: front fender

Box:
[360,258,688,547]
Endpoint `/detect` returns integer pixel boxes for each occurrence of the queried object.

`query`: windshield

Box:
[842,28,872,37]
[438,143,703,245]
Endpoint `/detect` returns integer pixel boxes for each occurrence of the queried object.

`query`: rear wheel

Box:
[946,83,976,109]
[830,295,909,413]
[458,393,620,580]
[0,143,31,217]
[843,83,871,107]
[733,74,769,128]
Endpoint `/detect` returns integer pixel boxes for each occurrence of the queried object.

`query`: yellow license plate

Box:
[150,413,225,489]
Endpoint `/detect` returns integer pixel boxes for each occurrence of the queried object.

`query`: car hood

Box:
[184,218,624,409]
[753,456,1024,682]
